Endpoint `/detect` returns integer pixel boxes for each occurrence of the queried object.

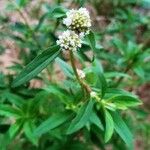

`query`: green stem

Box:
[70,51,82,84]
[69,51,91,96]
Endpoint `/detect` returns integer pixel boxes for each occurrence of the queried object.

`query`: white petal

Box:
[63,18,72,26]
[79,32,85,38]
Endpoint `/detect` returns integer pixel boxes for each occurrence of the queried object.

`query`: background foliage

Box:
[0,0,150,150]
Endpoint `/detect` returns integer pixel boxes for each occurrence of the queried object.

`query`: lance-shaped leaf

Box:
[107,95,142,109]
[50,6,67,18]
[34,111,71,136]
[93,59,107,98]
[0,104,22,118]
[8,121,22,139]
[104,110,114,142]
[89,111,104,130]
[86,31,97,52]
[67,99,95,134]
[12,45,60,87]
[23,121,38,145]
[56,58,74,78]
[111,111,133,148]
[4,92,25,107]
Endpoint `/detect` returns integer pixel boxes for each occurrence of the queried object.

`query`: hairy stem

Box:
[69,51,91,96]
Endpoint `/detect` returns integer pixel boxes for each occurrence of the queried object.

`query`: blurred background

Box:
[0,0,150,149]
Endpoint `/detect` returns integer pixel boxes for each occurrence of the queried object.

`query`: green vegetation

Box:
[0,0,150,149]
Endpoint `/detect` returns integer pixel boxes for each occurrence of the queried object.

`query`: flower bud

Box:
[77,69,85,79]
[90,91,97,98]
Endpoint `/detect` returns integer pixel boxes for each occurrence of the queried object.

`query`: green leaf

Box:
[0,122,22,150]
[104,110,114,142]
[86,31,97,52]
[12,45,60,87]
[34,111,71,136]
[93,59,107,98]
[76,0,87,6]
[107,95,142,109]
[111,38,126,55]
[50,6,67,18]
[8,121,22,139]
[23,121,38,145]
[35,13,49,31]
[30,91,50,112]
[111,111,133,148]
[0,104,22,118]
[89,111,104,130]
[4,92,25,107]
[0,132,11,150]
[126,41,139,59]
[16,0,28,7]
[56,58,74,78]
[44,84,72,104]
[0,73,6,88]
[105,72,131,79]
[134,66,145,80]
[106,88,133,96]
[78,50,95,62]
[67,99,95,134]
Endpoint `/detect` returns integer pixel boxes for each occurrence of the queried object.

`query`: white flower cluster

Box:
[57,7,91,51]
[57,30,82,51]
[63,8,91,34]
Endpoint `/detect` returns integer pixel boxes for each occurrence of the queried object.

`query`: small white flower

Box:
[63,18,72,26]
[57,30,82,51]
[77,69,85,79]
[79,32,85,38]
[63,7,91,35]
[90,91,97,98]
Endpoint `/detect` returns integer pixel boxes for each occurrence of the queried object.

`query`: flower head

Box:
[63,8,91,35]
[57,30,82,51]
